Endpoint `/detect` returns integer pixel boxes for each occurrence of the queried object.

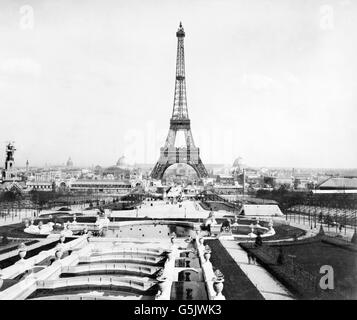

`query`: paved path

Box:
[286,215,355,241]
[220,239,294,300]
[205,239,264,300]
[0,211,33,227]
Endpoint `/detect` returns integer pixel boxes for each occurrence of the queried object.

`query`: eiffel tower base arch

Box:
[151,156,208,180]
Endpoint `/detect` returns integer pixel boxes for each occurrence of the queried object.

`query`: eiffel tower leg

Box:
[150,161,169,180]
[164,129,177,148]
[189,156,208,179]
[184,129,195,147]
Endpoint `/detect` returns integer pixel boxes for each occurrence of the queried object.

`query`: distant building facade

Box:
[69,180,132,195]
[1,143,21,182]
[314,177,357,193]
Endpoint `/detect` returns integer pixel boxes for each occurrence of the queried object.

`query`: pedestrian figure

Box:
[255,232,263,247]
[247,251,252,264]
[252,255,257,265]
[207,223,211,236]
[277,247,285,265]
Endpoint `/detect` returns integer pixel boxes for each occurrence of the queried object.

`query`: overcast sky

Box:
[0,0,356,168]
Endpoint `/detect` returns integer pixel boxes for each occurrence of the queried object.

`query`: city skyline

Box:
[0,0,357,168]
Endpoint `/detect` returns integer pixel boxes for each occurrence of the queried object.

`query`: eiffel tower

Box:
[151,23,208,180]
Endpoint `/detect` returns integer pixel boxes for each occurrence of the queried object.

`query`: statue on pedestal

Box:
[18,243,27,261]
[212,269,225,300]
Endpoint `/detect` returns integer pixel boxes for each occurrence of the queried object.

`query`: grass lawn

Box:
[0,223,45,240]
[265,224,306,241]
[276,241,357,298]
[199,202,236,212]
[224,222,305,240]
[242,237,357,299]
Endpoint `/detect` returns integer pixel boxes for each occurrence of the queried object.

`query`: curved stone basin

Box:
[90,247,164,257]
[78,254,164,266]
[230,224,274,237]
[28,290,154,300]
[27,275,158,300]
[104,220,195,239]
[37,275,156,290]
[61,263,160,278]
[2,220,209,300]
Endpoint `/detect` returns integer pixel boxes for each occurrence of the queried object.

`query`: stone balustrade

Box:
[0,236,89,300]
[0,247,80,300]
[155,240,180,300]
[90,247,164,257]
[36,275,155,292]
[195,237,225,300]
[0,238,56,265]
[0,236,88,280]
[30,294,122,300]
[62,263,159,276]
[78,254,161,265]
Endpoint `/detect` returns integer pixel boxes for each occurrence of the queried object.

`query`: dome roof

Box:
[66,157,73,167]
[233,157,242,168]
[116,155,129,168]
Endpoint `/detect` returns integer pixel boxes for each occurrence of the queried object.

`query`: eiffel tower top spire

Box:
[171,22,189,122]
[176,22,185,37]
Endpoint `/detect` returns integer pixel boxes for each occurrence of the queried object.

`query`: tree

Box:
[0,191,18,202]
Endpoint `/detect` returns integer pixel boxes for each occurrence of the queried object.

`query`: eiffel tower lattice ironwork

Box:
[151,23,208,180]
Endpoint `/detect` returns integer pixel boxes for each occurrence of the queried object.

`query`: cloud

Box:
[0,57,42,77]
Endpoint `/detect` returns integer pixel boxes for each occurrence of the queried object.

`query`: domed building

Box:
[232,157,242,168]
[94,165,103,175]
[232,157,243,174]
[116,155,131,169]
[102,155,131,180]
[66,157,73,167]
[103,166,130,180]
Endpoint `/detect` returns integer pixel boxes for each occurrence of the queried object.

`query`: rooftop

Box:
[317,177,357,189]
[240,204,284,217]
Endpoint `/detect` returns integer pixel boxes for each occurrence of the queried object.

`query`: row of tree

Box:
[256,187,357,211]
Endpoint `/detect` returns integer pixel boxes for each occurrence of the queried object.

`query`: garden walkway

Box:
[220,239,294,300]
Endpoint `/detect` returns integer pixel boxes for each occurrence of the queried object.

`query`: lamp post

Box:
[242,169,245,203]
[288,254,297,275]
[327,211,330,231]
[314,213,317,229]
